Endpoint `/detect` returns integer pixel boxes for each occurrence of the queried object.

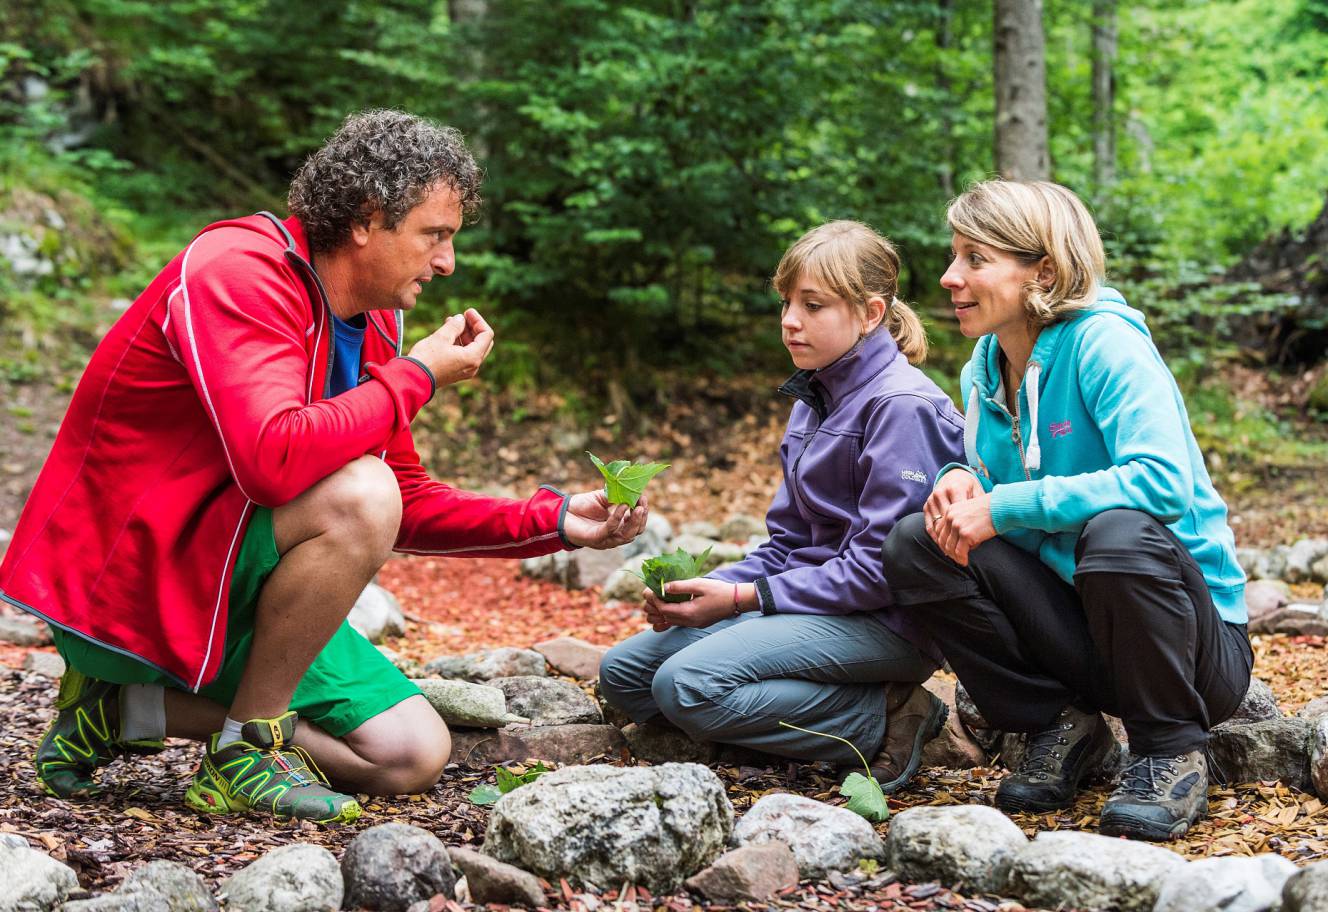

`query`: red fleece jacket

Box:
[0,214,568,690]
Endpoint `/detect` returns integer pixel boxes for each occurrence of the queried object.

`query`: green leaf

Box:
[495,765,524,793]
[839,771,890,823]
[468,784,503,806]
[588,452,669,507]
[634,547,711,602]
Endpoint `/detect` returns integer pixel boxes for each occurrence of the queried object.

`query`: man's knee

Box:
[311,456,402,560]
[360,706,450,795]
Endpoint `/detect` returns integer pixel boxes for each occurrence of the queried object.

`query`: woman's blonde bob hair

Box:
[946,180,1106,327]
[772,220,928,364]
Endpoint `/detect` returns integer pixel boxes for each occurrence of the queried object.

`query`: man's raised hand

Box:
[563,490,649,550]
[407,308,495,387]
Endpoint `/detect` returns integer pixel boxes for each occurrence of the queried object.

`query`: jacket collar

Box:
[778,330,900,420]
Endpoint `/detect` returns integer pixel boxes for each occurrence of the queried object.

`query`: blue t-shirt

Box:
[330,312,366,397]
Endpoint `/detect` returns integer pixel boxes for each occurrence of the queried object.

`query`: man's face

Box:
[353,182,462,313]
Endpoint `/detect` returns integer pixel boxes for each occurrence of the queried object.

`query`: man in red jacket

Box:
[2,110,647,823]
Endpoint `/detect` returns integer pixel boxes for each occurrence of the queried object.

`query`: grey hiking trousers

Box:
[598,612,937,764]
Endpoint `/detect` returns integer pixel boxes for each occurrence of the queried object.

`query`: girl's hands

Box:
[924,470,995,566]
[641,577,748,631]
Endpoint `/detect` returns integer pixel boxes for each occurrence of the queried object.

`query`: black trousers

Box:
[882,509,1253,755]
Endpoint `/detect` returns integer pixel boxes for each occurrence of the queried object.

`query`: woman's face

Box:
[940,233,1044,340]
[780,273,867,370]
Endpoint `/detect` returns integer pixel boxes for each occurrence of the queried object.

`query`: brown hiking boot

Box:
[995,705,1115,814]
[868,683,948,794]
[1099,749,1209,840]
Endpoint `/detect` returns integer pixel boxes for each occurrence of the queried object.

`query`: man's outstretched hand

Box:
[563,491,649,549]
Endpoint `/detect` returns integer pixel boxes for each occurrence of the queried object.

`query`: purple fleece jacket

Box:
[709,329,965,661]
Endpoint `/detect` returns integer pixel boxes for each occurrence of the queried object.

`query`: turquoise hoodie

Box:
[948,286,1246,624]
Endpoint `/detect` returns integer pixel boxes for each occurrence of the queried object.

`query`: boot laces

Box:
[1017,722,1072,776]
[1118,754,1181,799]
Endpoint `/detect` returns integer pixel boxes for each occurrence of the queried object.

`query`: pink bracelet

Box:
[732,583,741,617]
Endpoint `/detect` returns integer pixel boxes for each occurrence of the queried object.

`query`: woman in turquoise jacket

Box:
[882,180,1251,842]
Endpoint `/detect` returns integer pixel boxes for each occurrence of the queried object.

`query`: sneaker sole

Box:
[184,777,363,825]
[1099,798,1207,841]
[877,698,948,795]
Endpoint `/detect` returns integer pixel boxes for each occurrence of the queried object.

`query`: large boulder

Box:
[1005,831,1186,912]
[1285,860,1328,911]
[414,679,518,728]
[1153,854,1296,912]
[446,847,544,908]
[731,793,885,880]
[451,725,627,768]
[219,845,344,912]
[482,763,733,892]
[1283,539,1328,583]
[1227,676,1283,724]
[885,805,1026,895]
[684,843,799,903]
[489,676,602,726]
[1209,718,1313,788]
[425,648,547,681]
[0,844,79,912]
[533,636,610,680]
[342,823,456,911]
[347,582,406,644]
[119,860,217,911]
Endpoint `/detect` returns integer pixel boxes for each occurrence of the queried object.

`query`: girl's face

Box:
[940,233,1046,340]
[780,274,870,370]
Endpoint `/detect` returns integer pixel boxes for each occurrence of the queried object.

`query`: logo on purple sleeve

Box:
[1049,420,1073,439]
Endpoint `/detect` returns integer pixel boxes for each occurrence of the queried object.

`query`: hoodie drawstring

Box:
[1024,362,1042,472]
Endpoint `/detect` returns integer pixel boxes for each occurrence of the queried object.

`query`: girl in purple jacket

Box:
[599,221,966,790]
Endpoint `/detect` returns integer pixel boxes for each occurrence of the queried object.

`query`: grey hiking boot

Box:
[1099,750,1209,840]
[995,705,1116,813]
[868,683,948,794]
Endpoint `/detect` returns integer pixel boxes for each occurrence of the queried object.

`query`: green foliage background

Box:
[2,0,1326,396]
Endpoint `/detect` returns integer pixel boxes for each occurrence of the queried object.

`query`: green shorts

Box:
[51,507,420,737]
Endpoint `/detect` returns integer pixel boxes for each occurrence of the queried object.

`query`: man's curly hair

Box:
[288,109,482,254]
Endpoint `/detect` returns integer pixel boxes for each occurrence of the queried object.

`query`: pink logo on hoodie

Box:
[1049,420,1073,439]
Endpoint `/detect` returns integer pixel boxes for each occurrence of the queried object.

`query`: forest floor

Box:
[3,325,1328,908]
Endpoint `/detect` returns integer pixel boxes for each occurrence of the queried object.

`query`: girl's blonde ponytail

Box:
[886,297,928,364]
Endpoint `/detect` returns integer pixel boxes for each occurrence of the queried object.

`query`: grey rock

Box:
[414,679,519,728]
[1235,547,1262,577]
[1299,696,1328,721]
[678,520,720,539]
[483,763,733,892]
[743,534,771,555]
[446,847,543,907]
[1284,538,1328,583]
[1285,860,1328,911]
[622,720,718,765]
[1253,603,1328,637]
[0,834,27,849]
[595,679,632,729]
[1310,717,1328,802]
[347,583,406,645]
[624,512,673,559]
[731,793,885,880]
[684,843,799,903]
[342,823,456,911]
[885,805,1026,895]
[520,551,573,584]
[375,646,423,679]
[522,548,632,590]
[1247,546,1289,582]
[670,534,743,571]
[1209,718,1312,788]
[533,636,610,680]
[23,651,67,678]
[718,515,766,542]
[0,844,79,912]
[601,562,646,603]
[919,679,987,770]
[1006,831,1185,912]
[1228,676,1283,724]
[490,676,602,726]
[451,725,627,768]
[119,861,217,911]
[59,896,164,911]
[219,844,343,912]
[0,614,52,647]
[1245,580,1291,628]
[1313,554,1328,587]
[425,647,547,681]
[1154,854,1296,912]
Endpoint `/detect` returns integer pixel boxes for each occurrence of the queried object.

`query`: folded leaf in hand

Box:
[588,452,669,507]
[840,771,890,823]
[635,547,711,603]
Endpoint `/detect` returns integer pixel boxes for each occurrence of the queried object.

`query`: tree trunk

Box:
[1092,0,1117,198]
[993,0,1049,180]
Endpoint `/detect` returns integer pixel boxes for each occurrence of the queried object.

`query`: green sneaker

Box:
[35,668,164,799]
[184,711,361,824]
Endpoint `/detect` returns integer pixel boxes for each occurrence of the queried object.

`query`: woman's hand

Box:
[641,577,743,630]
[562,491,649,549]
[924,469,984,553]
[932,492,997,567]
